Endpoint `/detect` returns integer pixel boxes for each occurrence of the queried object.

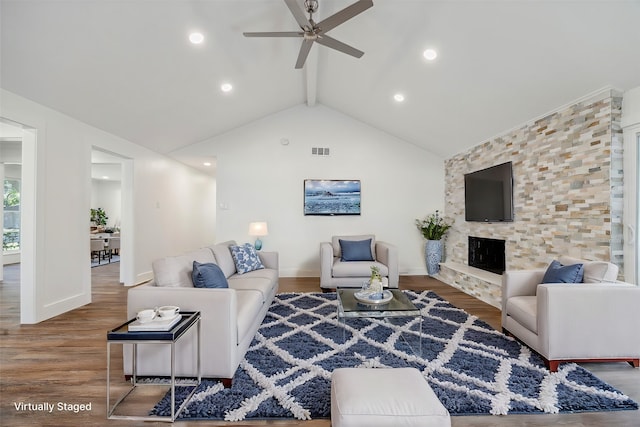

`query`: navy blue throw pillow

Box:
[541,260,584,284]
[339,239,374,262]
[192,261,229,288]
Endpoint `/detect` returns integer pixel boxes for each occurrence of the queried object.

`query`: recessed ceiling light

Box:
[393,93,405,103]
[189,32,204,44]
[220,83,233,93]
[423,48,438,61]
[203,162,212,167]
[102,176,109,180]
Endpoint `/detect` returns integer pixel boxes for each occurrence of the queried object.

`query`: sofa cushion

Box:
[235,290,264,344]
[332,260,389,278]
[332,235,376,259]
[153,248,216,287]
[542,260,584,284]
[228,271,278,302]
[192,261,229,288]
[339,238,374,261]
[506,296,538,333]
[209,241,237,278]
[558,256,619,283]
[230,243,265,274]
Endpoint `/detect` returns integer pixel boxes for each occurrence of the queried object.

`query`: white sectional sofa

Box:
[126,240,278,384]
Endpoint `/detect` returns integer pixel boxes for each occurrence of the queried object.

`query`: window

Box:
[3,178,20,252]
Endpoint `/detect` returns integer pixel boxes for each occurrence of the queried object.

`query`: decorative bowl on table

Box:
[354,289,393,304]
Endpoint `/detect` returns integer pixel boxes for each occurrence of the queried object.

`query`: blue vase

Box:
[425,240,443,276]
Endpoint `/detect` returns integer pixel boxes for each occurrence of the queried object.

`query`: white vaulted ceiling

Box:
[2,0,640,168]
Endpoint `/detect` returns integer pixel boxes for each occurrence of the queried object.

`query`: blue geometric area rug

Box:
[151,291,638,420]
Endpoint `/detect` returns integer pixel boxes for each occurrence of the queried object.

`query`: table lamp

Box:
[248,222,268,250]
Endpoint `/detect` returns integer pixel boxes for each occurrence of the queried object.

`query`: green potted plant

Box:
[90,208,108,229]
[415,210,452,275]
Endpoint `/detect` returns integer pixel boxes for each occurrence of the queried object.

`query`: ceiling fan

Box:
[243,0,373,69]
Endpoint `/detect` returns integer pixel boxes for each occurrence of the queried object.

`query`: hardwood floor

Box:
[1,263,638,426]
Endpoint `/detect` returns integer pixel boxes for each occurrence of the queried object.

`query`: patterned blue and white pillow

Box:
[230,243,265,274]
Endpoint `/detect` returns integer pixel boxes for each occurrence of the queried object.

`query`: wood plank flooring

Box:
[1,263,638,426]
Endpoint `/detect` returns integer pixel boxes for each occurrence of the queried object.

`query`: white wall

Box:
[91,179,121,229]
[622,86,640,285]
[175,104,445,276]
[1,89,216,323]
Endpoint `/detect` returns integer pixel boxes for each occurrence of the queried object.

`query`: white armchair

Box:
[501,255,640,372]
[320,234,398,290]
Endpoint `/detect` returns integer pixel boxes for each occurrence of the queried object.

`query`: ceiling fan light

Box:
[423,48,437,61]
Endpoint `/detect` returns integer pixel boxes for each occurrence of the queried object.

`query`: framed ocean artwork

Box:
[303,180,361,216]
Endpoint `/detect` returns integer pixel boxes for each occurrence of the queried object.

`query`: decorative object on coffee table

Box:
[353,266,392,303]
[415,210,452,275]
[368,265,383,295]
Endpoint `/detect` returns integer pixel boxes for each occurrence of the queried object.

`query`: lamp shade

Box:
[248,222,268,237]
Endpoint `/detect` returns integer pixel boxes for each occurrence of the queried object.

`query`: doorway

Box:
[0,118,36,323]
[91,147,133,285]
[1,125,23,280]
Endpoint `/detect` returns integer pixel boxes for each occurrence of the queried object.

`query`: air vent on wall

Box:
[312,147,330,156]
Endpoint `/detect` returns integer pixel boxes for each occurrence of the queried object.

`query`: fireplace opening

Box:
[468,236,505,274]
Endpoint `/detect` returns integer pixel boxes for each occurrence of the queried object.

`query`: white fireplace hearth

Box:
[437,262,502,308]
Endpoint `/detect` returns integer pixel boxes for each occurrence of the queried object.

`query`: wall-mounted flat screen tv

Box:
[464,161,514,222]
[304,179,361,216]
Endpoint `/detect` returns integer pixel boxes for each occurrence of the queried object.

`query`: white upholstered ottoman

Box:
[331,368,450,427]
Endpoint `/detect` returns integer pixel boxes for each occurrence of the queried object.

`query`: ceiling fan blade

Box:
[284,0,312,30]
[243,31,303,37]
[316,0,373,34]
[316,34,364,58]
[295,39,314,69]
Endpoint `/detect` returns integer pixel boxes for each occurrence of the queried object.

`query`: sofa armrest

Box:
[501,269,545,326]
[537,283,640,359]
[320,242,334,288]
[258,251,279,271]
[128,283,237,334]
[126,283,240,377]
[375,241,399,288]
[502,269,544,300]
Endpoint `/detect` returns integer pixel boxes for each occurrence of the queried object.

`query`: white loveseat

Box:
[126,240,278,384]
[502,255,640,372]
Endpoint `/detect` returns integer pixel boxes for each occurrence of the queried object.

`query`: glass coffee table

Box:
[336,288,422,355]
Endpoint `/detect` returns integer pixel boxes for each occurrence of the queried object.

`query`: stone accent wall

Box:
[444,90,624,278]
[437,266,502,308]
